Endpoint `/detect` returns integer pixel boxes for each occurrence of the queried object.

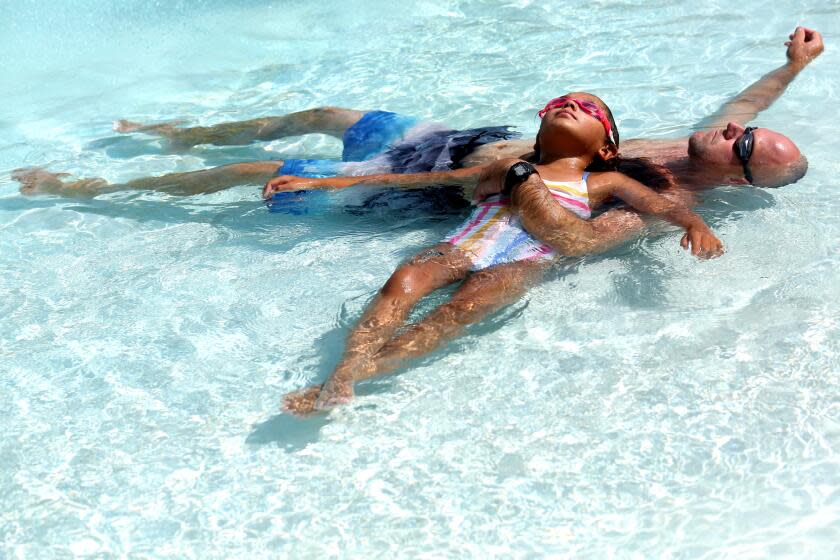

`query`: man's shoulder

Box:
[460,138,534,166]
[621,138,688,162]
[622,137,684,151]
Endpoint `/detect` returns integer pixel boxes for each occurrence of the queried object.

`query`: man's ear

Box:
[599,143,619,161]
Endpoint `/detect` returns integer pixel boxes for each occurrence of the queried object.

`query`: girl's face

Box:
[537,92,617,159]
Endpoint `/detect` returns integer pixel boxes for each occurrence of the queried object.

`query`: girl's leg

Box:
[369,260,547,375]
[282,244,473,414]
[14,160,284,197]
[284,259,547,415]
[114,107,366,151]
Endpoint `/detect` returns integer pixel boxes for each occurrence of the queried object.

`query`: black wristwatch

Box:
[502,161,537,195]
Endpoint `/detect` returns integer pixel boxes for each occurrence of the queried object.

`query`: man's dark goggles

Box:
[734,127,758,184]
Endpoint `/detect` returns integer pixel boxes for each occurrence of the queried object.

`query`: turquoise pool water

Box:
[2,1,839,557]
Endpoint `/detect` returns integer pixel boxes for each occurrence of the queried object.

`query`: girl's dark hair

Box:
[526,98,676,191]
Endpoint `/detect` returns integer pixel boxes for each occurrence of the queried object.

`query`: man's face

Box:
[688,122,802,185]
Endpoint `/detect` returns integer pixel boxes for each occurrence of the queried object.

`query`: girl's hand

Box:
[680,225,724,259]
[262,175,321,198]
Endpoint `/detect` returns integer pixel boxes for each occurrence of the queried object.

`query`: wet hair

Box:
[755,154,808,188]
[527,97,676,191]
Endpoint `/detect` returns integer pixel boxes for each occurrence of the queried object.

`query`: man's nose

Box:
[727,122,745,133]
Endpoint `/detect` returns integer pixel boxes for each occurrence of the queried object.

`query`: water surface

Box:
[1,1,839,557]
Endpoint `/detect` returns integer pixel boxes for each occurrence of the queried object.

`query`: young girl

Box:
[266,92,723,415]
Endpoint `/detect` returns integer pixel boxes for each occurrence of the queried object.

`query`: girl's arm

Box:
[507,168,717,258]
[473,159,629,256]
[589,172,723,257]
[262,166,485,199]
[510,174,611,256]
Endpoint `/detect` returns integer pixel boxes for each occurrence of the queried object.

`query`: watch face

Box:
[513,162,535,180]
[504,162,536,194]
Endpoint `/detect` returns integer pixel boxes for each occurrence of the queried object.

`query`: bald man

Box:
[15,27,821,200]
[273,28,825,413]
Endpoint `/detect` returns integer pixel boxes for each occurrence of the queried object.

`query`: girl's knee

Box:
[380,265,426,299]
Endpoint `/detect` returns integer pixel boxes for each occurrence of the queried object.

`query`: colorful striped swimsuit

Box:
[444,172,592,271]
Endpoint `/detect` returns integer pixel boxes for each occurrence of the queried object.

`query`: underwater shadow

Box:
[0,195,467,261]
[696,185,776,225]
[245,384,388,451]
[246,413,331,451]
[582,186,777,308]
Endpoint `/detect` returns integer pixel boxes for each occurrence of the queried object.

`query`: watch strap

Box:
[503,161,537,195]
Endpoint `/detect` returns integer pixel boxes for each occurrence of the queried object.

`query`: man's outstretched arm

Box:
[700,26,824,129]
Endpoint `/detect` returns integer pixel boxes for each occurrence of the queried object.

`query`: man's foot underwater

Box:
[13,167,105,196]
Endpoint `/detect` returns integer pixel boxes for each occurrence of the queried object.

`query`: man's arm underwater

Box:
[700,26,824,129]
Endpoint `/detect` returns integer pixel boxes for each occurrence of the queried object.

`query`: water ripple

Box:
[2,0,840,557]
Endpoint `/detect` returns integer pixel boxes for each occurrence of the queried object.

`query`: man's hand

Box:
[680,225,724,259]
[785,27,824,69]
[472,158,521,201]
[262,175,321,198]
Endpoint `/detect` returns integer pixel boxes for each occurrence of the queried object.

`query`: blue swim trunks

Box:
[269,110,519,214]
[274,110,519,177]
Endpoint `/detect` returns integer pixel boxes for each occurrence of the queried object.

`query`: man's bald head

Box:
[688,122,807,188]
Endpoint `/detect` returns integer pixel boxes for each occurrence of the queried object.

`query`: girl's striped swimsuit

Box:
[444,172,592,270]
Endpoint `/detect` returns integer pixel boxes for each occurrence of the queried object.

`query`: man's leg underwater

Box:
[14,160,284,197]
[114,107,367,151]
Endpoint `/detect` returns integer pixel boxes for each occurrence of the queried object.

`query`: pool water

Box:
[2,1,839,557]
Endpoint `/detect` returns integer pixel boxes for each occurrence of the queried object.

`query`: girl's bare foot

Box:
[281,384,324,416]
[314,375,354,411]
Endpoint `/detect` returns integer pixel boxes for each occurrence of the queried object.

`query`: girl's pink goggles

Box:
[539,96,617,146]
